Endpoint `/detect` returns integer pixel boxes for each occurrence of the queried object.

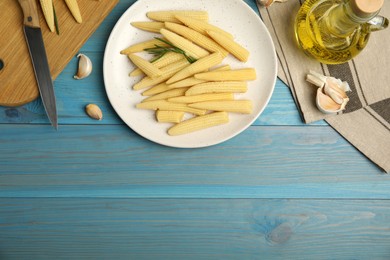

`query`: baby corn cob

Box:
[142,88,189,102]
[175,15,234,39]
[142,83,171,96]
[130,53,184,77]
[194,68,257,81]
[160,29,209,59]
[136,100,206,115]
[167,112,229,136]
[147,11,209,23]
[168,93,234,103]
[189,100,253,114]
[207,30,249,62]
[166,52,224,84]
[65,0,82,23]
[168,77,207,89]
[185,81,248,96]
[133,59,190,90]
[165,22,228,57]
[40,0,55,32]
[127,53,162,78]
[168,65,231,89]
[131,21,165,33]
[120,38,170,55]
[156,110,185,123]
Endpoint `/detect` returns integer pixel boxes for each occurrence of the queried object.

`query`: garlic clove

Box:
[324,83,345,104]
[85,104,103,120]
[307,71,351,114]
[316,87,342,114]
[74,53,92,79]
[326,78,348,98]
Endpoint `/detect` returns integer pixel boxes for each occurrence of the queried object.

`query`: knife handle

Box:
[17,0,40,28]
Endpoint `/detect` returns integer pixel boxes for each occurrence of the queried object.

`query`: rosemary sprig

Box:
[144,37,197,63]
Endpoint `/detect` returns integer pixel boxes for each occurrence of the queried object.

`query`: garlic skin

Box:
[74,53,92,79]
[257,0,289,7]
[306,70,350,114]
[85,104,103,120]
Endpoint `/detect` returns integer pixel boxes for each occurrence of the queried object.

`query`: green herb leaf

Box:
[144,37,197,63]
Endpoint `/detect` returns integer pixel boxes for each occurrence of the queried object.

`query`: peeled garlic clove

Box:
[74,53,92,79]
[326,78,348,98]
[324,83,345,105]
[316,87,342,114]
[85,104,103,120]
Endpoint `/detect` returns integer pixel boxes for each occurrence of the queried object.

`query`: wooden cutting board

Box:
[0,0,118,107]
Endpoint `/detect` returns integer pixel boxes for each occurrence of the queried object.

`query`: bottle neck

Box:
[325,0,379,37]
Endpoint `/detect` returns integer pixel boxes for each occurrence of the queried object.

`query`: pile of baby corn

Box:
[121,11,257,136]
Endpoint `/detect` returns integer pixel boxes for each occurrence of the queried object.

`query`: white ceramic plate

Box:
[103,0,277,148]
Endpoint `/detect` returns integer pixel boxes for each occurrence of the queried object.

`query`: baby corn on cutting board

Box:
[0,0,118,106]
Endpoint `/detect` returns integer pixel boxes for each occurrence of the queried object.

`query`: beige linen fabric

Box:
[257,0,390,172]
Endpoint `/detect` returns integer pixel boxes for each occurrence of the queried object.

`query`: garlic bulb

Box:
[74,53,92,79]
[257,0,289,7]
[306,70,350,114]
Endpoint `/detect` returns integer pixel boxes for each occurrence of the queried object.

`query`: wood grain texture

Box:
[0,198,389,259]
[0,1,389,258]
[0,124,386,198]
[0,0,118,106]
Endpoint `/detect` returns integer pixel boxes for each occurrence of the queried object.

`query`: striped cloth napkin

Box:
[257,0,390,173]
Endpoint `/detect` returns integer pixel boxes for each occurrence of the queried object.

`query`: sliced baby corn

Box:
[207,30,249,62]
[65,0,82,23]
[156,110,185,123]
[142,83,171,96]
[128,53,162,78]
[120,38,169,55]
[168,93,234,103]
[194,68,257,81]
[166,52,224,84]
[175,15,233,39]
[189,100,253,114]
[131,21,165,33]
[136,100,206,115]
[142,88,189,102]
[164,22,228,57]
[134,59,189,90]
[40,0,55,32]
[130,52,184,77]
[168,112,229,136]
[160,29,209,59]
[168,65,231,89]
[147,11,209,23]
[185,81,248,96]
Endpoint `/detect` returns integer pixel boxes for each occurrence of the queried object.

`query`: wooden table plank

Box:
[1,198,389,259]
[0,124,386,198]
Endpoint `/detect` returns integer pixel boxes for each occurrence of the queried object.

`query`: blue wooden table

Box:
[1,0,389,259]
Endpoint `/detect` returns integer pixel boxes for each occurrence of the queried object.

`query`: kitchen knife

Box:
[18,0,58,129]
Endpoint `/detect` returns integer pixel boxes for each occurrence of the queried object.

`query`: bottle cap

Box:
[350,0,384,17]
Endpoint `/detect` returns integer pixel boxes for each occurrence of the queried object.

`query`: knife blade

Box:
[18,0,58,129]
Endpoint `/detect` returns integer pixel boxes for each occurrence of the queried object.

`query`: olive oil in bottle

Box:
[294,0,385,64]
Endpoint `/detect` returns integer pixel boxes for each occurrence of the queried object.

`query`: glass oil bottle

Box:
[294,0,388,64]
